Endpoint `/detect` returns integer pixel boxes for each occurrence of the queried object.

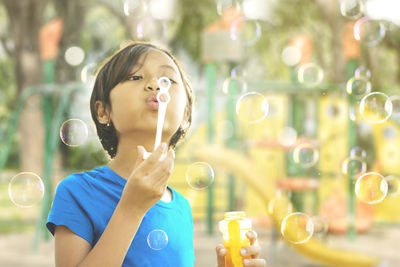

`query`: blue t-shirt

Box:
[46,166,195,267]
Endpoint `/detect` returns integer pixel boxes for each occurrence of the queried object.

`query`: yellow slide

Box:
[192,144,380,267]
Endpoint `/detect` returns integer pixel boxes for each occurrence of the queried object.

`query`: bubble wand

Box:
[143,77,171,160]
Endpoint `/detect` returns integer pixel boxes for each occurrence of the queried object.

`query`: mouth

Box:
[146,94,159,110]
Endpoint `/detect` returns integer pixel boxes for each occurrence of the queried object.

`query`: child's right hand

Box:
[119,142,175,215]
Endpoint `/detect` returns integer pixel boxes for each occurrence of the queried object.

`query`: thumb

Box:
[216,244,226,267]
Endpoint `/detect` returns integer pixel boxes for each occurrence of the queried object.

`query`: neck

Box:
[107,132,171,180]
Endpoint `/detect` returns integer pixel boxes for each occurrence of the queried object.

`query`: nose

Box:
[145,77,160,92]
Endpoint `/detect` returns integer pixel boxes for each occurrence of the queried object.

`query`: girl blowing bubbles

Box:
[46,42,266,267]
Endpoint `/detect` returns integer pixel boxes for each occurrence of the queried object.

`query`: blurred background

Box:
[0,0,400,266]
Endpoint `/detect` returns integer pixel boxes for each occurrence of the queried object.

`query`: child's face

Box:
[108,49,188,141]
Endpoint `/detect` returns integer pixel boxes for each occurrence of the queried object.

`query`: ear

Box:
[95,101,110,124]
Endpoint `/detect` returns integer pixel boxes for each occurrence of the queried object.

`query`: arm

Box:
[55,143,174,267]
[55,203,145,267]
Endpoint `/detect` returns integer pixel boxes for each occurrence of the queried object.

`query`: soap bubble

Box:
[147,229,168,250]
[222,77,247,95]
[340,0,364,19]
[186,162,215,190]
[281,46,302,66]
[341,157,367,176]
[65,46,85,66]
[354,66,371,79]
[268,191,293,219]
[354,17,386,46]
[81,63,97,84]
[123,0,147,18]
[278,127,298,147]
[355,172,388,204]
[310,216,329,239]
[350,146,367,159]
[8,172,45,208]
[359,92,392,124]
[346,76,371,98]
[230,65,247,79]
[297,63,324,86]
[216,0,241,16]
[158,77,171,91]
[389,95,400,120]
[230,17,262,47]
[385,175,400,197]
[293,143,319,168]
[235,92,269,124]
[281,212,314,244]
[60,119,89,147]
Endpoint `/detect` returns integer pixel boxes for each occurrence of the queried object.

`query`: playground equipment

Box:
[192,144,379,267]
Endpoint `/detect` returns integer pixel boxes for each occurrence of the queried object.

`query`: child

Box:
[46,42,266,267]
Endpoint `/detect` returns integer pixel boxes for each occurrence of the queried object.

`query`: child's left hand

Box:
[216,230,266,267]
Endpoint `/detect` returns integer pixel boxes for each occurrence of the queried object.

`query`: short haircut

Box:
[90,42,194,158]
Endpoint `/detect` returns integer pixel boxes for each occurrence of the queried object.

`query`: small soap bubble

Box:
[354,66,371,79]
[355,172,388,204]
[281,212,314,244]
[222,77,247,95]
[186,162,215,190]
[310,216,329,239]
[230,65,247,79]
[216,0,240,16]
[350,146,367,159]
[268,191,293,219]
[354,17,386,47]
[60,119,89,147]
[385,175,400,197]
[158,77,171,91]
[65,46,85,66]
[123,0,147,18]
[8,172,45,208]
[359,92,392,124]
[278,127,297,147]
[235,92,268,124]
[341,157,367,176]
[297,63,324,86]
[340,0,364,19]
[293,143,319,168]
[81,63,97,84]
[230,17,262,47]
[281,46,302,66]
[389,95,400,120]
[346,76,371,97]
[147,229,168,250]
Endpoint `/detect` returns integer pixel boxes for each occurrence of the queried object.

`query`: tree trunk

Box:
[3,0,48,176]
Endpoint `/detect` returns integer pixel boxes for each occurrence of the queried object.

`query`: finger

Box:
[243,258,267,267]
[138,142,168,175]
[216,244,226,267]
[240,245,261,258]
[150,149,175,187]
[246,230,258,246]
[134,146,146,168]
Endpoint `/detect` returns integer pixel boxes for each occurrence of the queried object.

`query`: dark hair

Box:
[90,42,194,158]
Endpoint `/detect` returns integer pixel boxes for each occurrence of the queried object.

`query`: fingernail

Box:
[220,248,226,255]
[240,248,247,256]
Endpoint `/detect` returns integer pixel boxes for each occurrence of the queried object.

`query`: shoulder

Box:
[169,186,191,209]
[55,167,106,196]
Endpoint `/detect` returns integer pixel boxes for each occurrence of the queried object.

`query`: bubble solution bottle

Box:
[219,211,252,267]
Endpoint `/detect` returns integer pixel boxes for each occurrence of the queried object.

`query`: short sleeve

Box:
[46,176,95,247]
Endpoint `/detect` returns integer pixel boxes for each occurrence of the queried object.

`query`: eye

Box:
[127,75,142,81]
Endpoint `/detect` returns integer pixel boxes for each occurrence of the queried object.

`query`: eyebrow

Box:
[159,64,178,73]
